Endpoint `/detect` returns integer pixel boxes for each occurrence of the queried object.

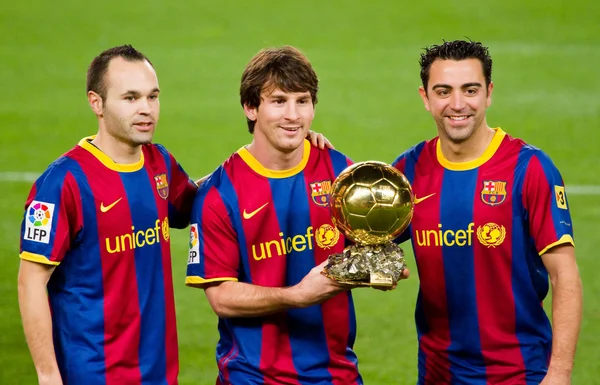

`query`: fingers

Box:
[307,131,334,150]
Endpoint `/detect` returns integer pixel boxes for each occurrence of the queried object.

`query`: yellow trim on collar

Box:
[78,136,144,172]
[237,140,311,179]
[437,128,506,171]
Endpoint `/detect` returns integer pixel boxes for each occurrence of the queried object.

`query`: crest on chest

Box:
[481,180,507,206]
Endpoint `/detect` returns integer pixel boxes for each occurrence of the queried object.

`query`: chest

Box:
[79,168,171,253]
[409,166,521,249]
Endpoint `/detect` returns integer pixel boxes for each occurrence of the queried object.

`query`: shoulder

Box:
[392,139,430,167]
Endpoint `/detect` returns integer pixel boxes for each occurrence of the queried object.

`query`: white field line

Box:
[1,172,599,196]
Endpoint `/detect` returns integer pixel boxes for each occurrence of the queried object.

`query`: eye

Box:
[273,99,285,105]
[149,94,158,100]
[437,90,449,97]
[125,95,135,101]
[465,88,478,95]
[298,99,310,105]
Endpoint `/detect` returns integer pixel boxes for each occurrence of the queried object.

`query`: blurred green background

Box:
[1,0,599,383]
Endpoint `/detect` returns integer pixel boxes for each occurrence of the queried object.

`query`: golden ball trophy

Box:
[322,161,414,288]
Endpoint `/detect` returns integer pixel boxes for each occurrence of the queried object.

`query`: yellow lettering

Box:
[416,230,426,246]
[136,230,145,248]
[265,240,281,258]
[426,230,439,247]
[120,233,133,251]
[467,223,474,245]
[252,243,267,260]
[443,229,455,246]
[106,237,120,253]
[146,228,155,245]
[292,235,306,251]
[306,226,313,250]
[455,230,466,246]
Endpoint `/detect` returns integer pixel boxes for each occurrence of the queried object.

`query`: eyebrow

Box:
[121,88,160,96]
[432,82,483,90]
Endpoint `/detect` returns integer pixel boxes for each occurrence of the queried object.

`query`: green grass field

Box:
[1,0,599,383]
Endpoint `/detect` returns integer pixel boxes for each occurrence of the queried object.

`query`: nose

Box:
[449,92,465,111]
[284,102,299,121]
[138,97,153,115]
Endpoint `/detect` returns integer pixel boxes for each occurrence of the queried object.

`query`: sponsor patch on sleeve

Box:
[24,200,55,244]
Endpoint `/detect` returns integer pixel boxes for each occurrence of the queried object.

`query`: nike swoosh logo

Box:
[100,198,122,213]
[414,193,436,204]
[243,202,269,219]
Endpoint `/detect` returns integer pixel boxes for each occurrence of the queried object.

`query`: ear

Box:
[88,91,104,117]
[486,81,494,108]
[243,103,257,123]
[418,86,431,112]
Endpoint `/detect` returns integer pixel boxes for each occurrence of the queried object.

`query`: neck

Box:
[439,123,495,163]
[246,139,305,171]
[92,129,141,165]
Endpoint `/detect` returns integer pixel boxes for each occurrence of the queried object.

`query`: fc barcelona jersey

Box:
[19,136,197,385]
[186,140,363,385]
[393,128,574,385]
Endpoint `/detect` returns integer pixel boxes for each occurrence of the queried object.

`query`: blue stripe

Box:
[270,174,333,384]
[393,141,426,185]
[189,181,210,278]
[440,169,486,384]
[155,144,189,228]
[46,158,107,383]
[534,151,574,241]
[512,148,552,383]
[120,170,168,385]
[329,149,350,177]
[214,168,264,382]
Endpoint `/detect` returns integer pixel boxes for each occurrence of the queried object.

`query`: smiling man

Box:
[392,40,583,384]
[18,45,197,385]
[185,46,365,385]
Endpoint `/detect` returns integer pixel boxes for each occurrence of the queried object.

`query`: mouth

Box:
[279,126,301,132]
[445,115,472,126]
[133,122,155,131]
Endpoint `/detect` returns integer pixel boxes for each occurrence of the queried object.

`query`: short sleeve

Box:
[522,152,574,255]
[19,165,82,265]
[185,184,240,288]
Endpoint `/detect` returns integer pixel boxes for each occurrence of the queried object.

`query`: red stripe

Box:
[411,142,452,383]
[473,143,525,383]
[50,172,83,263]
[144,147,179,384]
[524,156,560,251]
[77,154,142,384]
[306,148,359,384]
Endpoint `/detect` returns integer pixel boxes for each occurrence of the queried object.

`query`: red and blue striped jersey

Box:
[392,128,575,385]
[186,140,362,385]
[19,136,197,385]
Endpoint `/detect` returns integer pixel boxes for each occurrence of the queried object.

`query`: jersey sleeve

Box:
[392,152,411,244]
[165,150,198,229]
[523,152,574,255]
[19,165,83,265]
[186,182,240,288]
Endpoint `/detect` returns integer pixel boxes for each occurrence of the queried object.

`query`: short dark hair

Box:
[419,40,492,91]
[240,45,319,133]
[86,44,153,101]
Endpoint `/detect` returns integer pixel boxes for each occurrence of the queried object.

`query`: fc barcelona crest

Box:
[310,180,332,207]
[154,173,169,200]
[481,180,507,206]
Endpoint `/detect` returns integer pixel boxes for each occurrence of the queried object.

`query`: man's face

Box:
[419,58,493,144]
[99,57,160,146]
[244,87,315,153]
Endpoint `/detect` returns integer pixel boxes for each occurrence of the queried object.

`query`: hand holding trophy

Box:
[322,161,414,288]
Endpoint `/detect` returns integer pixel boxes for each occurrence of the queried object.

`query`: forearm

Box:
[205,281,301,318]
[548,269,583,375]
[18,278,60,379]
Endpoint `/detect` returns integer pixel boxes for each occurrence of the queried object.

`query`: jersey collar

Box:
[436,128,506,171]
[237,139,311,178]
[78,135,145,172]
